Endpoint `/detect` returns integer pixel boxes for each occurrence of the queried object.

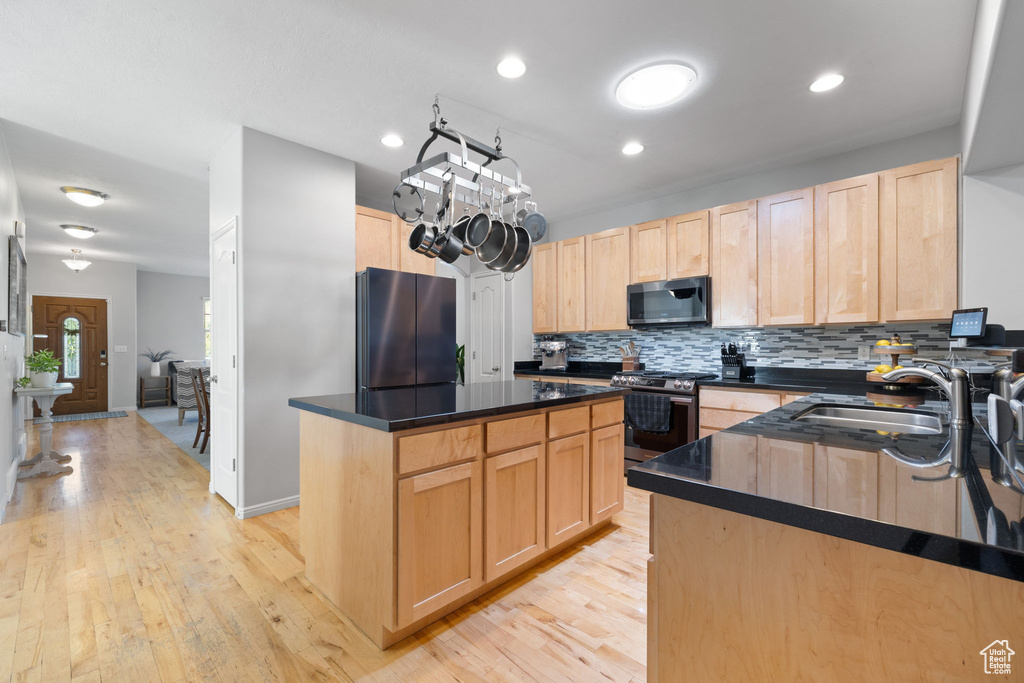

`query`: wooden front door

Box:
[32,296,109,415]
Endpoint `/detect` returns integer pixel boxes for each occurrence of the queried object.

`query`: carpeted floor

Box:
[137,405,210,470]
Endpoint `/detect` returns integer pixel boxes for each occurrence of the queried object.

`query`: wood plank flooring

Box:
[1,414,650,682]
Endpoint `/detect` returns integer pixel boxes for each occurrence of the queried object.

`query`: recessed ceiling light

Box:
[62,248,91,272]
[60,186,109,207]
[60,224,98,239]
[616,63,698,110]
[809,73,844,93]
[380,134,404,148]
[622,142,644,155]
[497,56,526,79]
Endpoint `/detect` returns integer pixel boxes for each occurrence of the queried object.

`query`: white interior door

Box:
[471,273,504,383]
[211,220,239,509]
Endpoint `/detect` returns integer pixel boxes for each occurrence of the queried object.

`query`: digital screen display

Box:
[950,308,987,338]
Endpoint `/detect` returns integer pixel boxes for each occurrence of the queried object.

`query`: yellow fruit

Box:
[899,343,914,347]
[894,365,904,370]
[876,430,890,436]
[876,340,891,346]
[874,402,885,407]
[874,364,893,374]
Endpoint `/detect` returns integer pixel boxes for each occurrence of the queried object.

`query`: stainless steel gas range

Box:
[611,371,717,472]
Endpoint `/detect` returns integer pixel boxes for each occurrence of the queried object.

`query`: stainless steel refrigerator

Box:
[356,267,456,390]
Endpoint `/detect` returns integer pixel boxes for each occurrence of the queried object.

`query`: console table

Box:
[16,383,74,479]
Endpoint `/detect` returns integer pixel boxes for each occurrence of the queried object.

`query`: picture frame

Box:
[8,233,27,336]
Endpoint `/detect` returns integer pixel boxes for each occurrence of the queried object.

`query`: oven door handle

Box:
[669,396,694,404]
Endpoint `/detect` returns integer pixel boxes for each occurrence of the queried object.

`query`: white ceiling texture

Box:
[0,0,978,276]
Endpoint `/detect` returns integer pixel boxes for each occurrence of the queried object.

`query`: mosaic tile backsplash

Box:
[534,323,998,372]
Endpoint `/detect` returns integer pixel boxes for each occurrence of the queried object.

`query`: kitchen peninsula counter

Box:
[290,380,628,648]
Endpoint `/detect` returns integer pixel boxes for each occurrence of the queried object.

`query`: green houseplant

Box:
[140,348,176,377]
[26,348,61,388]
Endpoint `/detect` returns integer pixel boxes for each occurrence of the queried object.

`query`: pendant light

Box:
[62,248,91,272]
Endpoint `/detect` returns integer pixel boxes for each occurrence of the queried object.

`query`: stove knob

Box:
[683,380,694,391]
[674,380,683,389]
[628,376,637,385]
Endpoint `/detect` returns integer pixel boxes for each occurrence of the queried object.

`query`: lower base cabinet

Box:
[547,433,591,546]
[591,423,625,523]
[484,445,546,582]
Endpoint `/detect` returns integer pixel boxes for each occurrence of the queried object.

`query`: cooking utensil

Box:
[392,183,424,224]
[467,177,498,249]
[485,222,519,270]
[436,231,465,264]
[449,213,475,256]
[618,346,628,358]
[500,225,532,272]
[409,222,439,257]
[518,201,547,241]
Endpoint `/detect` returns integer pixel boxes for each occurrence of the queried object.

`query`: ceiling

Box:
[0,0,978,276]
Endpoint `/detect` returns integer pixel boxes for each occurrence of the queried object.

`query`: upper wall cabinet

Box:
[711,200,758,327]
[667,210,710,279]
[880,157,958,321]
[532,242,558,334]
[758,188,815,326]
[814,174,880,325]
[630,219,668,283]
[558,237,587,332]
[586,227,631,331]
[355,205,435,276]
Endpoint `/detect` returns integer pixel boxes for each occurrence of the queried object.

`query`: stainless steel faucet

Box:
[882,359,973,428]
[992,365,1024,403]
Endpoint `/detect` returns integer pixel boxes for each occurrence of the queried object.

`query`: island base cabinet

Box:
[647,494,1024,682]
[397,461,483,629]
[591,423,625,524]
[547,434,591,546]
[484,445,546,582]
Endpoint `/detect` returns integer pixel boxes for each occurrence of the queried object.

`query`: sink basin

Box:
[790,404,943,435]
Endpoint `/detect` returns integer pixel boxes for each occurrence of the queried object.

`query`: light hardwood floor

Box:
[1,414,650,682]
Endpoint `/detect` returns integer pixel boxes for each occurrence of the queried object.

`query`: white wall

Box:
[210,127,355,517]
[136,271,209,388]
[961,162,1024,328]
[27,257,138,410]
[0,125,26,522]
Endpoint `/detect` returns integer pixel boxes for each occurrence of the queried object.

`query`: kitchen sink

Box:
[790,404,943,435]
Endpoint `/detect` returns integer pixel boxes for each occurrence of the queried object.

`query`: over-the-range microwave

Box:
[627,276,710,327]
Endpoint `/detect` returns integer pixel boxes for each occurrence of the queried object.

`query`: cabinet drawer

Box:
[398,425,483,475]
[698,427,721,439]
[700,388,781,413]
[591,400,624,429]
[486,413,546,454]
[700,408,761,431]
[548,406,591,439]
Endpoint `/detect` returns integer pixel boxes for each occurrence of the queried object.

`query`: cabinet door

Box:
[758,188,815,325]
[356,206,397,272]
[547,433,590,546]
[814,174,880,324]
[558,237,587,332]
[585,227,631,331]
[484,445,546,582]
[757,437,816,506]
[711,200,758,327]
[590,424,624,524]
[880,157,958,322]
[397,461,483,628]
[709,432,759,493]
[630,219,668,283]
[814,445,880,519]
[667,210,710,278]
[532,242,558,334]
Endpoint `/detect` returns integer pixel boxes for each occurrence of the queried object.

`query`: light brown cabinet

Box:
[630,219,669,283]
[711,200,758,327]
[757,438,816,506]
[880,157,958,321]
[484,445,546,582]
[356,205,435,276]
[698,387,809,437]
[758,188,815,325]
[813,174,880,324]
[585,227,631,331]
[547,432,590,546]
[590,423,625,524]
[558,237,587,332]
[667,210,710,278]
[532,242,558,334]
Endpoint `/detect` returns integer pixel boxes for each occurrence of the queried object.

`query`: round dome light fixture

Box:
[60,186,109,207]
[621,142,645,155]
[616,63,698,110]
[380,134,404,148]
[60,224,98,239]
[497,56,526,79]
[809,73,844,93]
[62,248,91,272]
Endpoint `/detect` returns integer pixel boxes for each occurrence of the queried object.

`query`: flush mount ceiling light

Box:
[380,134,404,148]
[809,73,845,92]
[62,248,91,272]
[616,63,698,110]
[60,224,98,239]
[622,142,645,155]
[497,56,526,79]
[60,186,109,207]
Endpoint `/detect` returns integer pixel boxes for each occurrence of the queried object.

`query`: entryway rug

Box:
[33,410,128,424]
[137,405,211,471]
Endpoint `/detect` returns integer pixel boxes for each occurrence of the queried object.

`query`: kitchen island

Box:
[289,380,628,648]
[629,393,1024,681]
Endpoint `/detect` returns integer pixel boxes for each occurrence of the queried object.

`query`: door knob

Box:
[492,366,500,372]
[210,376,219,383]
[99,362,107,366]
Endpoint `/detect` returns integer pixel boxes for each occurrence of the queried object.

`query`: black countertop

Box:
[628,392,1024,583]
[289,380,629,432]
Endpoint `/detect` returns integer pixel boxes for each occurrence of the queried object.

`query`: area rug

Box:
[137,405,211,470]
[34,410,128,424]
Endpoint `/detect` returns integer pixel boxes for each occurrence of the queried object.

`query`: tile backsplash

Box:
[534,323,998,372]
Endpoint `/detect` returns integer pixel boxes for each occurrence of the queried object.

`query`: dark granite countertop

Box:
[628,392,1024,583]
[289,380,629,432]
[513,361,639,381]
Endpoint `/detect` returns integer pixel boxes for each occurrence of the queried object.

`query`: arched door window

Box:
[63,317,81,379]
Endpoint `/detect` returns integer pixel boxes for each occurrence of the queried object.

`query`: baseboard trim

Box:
[235,494,300,519]
[111,406,137,412]
[1,458,19,524]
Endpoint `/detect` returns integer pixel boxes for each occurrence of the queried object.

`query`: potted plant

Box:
[140,348,176,377]
[25,349,61,388]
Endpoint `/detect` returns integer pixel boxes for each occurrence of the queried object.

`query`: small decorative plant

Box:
[25,349,61,388]
[140,348,176,362]
[15,377,30,388]
[456,344,465,384]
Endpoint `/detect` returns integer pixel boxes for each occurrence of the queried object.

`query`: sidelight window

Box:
[63,317,81,379]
